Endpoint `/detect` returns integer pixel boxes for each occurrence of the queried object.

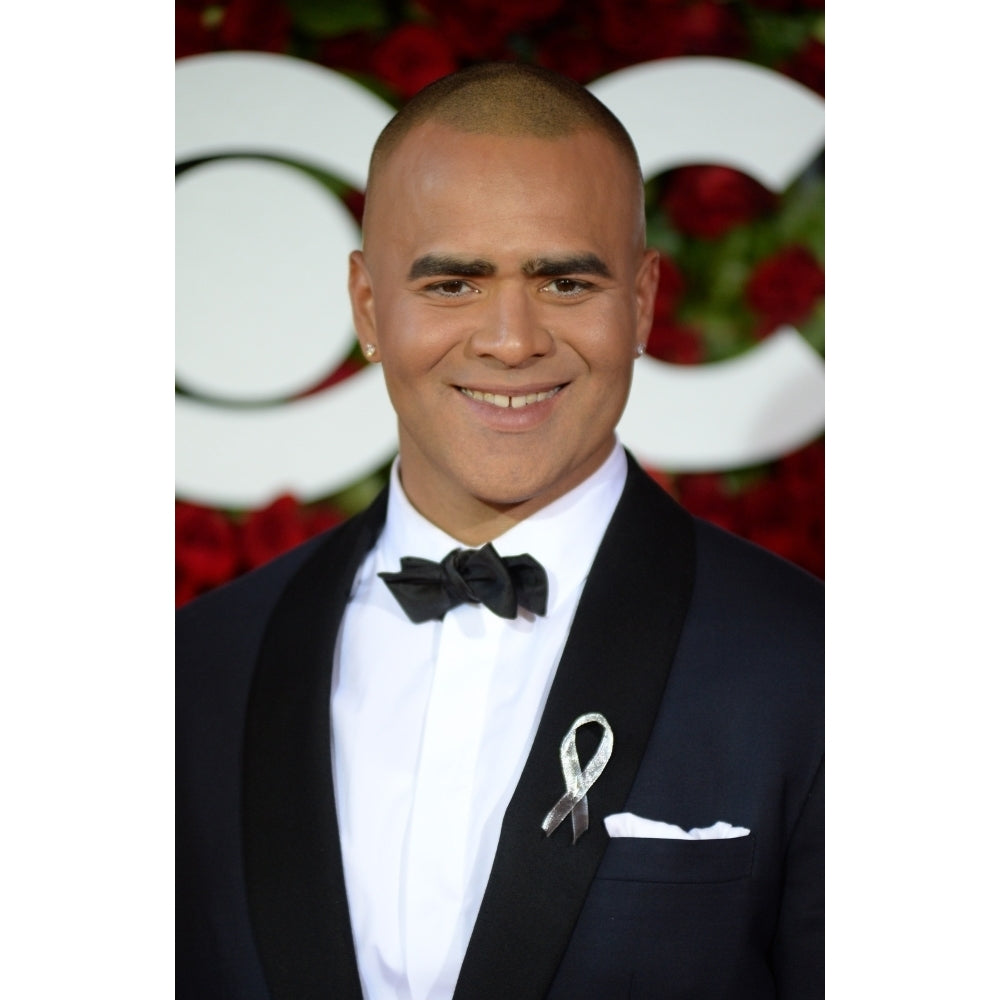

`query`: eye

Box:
[542,278,592,297]
[426,279,478,297]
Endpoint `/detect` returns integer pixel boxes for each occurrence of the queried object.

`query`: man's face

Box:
[350,120,659,540]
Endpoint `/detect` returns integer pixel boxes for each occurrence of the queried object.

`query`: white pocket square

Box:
[603,813,750,840]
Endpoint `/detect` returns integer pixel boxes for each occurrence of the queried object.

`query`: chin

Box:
[465,465,564,511]
[470,482,540,510]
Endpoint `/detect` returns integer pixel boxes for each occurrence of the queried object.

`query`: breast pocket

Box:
[596,832,756,884]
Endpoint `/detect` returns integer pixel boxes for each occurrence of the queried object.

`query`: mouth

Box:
[458,385,565,410]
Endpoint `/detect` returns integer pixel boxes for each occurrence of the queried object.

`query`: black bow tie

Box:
[378,543,548,623]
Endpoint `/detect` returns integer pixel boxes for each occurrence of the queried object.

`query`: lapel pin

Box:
[541,712,613,844]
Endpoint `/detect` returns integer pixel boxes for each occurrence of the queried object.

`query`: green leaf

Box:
[797,304,825,358]
[644,211,684,257]
[722,464,770,494]
[286,0,387,37]
[775,176,825,258]
[330,467,393,516]
[743,9,819,66]
[682,306,750,362]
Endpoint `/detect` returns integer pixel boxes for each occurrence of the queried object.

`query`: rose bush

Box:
[241,494,344,569]
[175,496,345,606]
[663,165,776,240]
[175,502,241,606]
[372,23,459,99]
[781,36,825,96]
[745,245,825,337]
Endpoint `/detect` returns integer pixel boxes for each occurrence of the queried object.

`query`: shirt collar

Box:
[380,443,627,615]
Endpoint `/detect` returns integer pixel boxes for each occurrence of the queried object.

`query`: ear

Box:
[348,250,378,357]
[634,248,660,352]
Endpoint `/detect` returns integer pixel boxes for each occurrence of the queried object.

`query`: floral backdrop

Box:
[175,0,825,607]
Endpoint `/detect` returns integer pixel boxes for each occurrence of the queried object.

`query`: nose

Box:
[469,284,554,366]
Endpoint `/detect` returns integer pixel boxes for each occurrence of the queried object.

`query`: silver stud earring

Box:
[364,343,377,359]
[635,343,646,357]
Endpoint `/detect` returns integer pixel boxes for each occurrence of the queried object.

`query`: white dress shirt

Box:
[331,443,626,1000]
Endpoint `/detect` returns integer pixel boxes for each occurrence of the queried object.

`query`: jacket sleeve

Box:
[770,756,825,999]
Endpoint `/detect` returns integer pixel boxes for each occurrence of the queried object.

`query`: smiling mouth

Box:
[459,385,564,409]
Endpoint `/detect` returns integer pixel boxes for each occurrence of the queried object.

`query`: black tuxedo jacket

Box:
[177,456,823,999]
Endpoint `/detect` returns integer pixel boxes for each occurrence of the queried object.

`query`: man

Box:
[177,63,823,1000]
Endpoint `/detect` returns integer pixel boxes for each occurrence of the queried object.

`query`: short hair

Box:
[363,62,644,235]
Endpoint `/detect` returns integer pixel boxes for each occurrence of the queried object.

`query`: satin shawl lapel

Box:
[242,491,387,1000]
[453,458,696,1000]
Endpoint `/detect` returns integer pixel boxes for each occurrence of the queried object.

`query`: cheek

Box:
[567,305,637,372]
[377,300,467,372]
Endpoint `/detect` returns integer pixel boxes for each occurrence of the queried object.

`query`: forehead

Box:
[365,121,642,260]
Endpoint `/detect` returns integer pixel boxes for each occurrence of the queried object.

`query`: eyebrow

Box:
[407,252,612,281]
[522,254,612,279]
[407,255,495,280]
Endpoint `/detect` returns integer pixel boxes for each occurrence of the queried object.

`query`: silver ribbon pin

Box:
[541,712,614,844]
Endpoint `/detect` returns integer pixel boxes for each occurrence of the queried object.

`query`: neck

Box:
[397,487,538,547]
[394,440,619,547]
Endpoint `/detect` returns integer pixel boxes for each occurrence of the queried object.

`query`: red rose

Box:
[240,494,313,569]
[472,0,565,21]
[781,438,824,480]
[240,494,345,570]
[676,443,824,578]
[747,515,823,579]
[739,477,789,528]
[305,504,346,536]
[739,443,824,577]
[745,245,824,336]
[666,1,748,58]
[744,522,801,565]
[420,0,564,59]
[175,502,241,605]
[536,19,616,84]
[419,11,510,60]
[777,439,825,506]
[653,252,685,318]
[218,0,292,53]
[645,254,704,364]
[597,0,686,61]
[319,31,378,78]
[747,0,823,11]
[175,571,201,609]
[646,320,704,365]
[663,165,775,239]
[780,38,825,97]
[372,24,459,99]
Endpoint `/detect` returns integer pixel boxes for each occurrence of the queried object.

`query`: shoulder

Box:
[177,529,331,653]
[624,459,822,677]
[177,491,387,653]
[680,516,823,730]
[692,516,823,628]
[175,528,340,733]
[176,496,386,700]
[622,455,822,634]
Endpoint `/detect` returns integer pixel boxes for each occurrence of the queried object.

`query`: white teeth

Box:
[461,386,561,409]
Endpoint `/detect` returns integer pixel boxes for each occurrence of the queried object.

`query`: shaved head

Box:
[363,62,644,244]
